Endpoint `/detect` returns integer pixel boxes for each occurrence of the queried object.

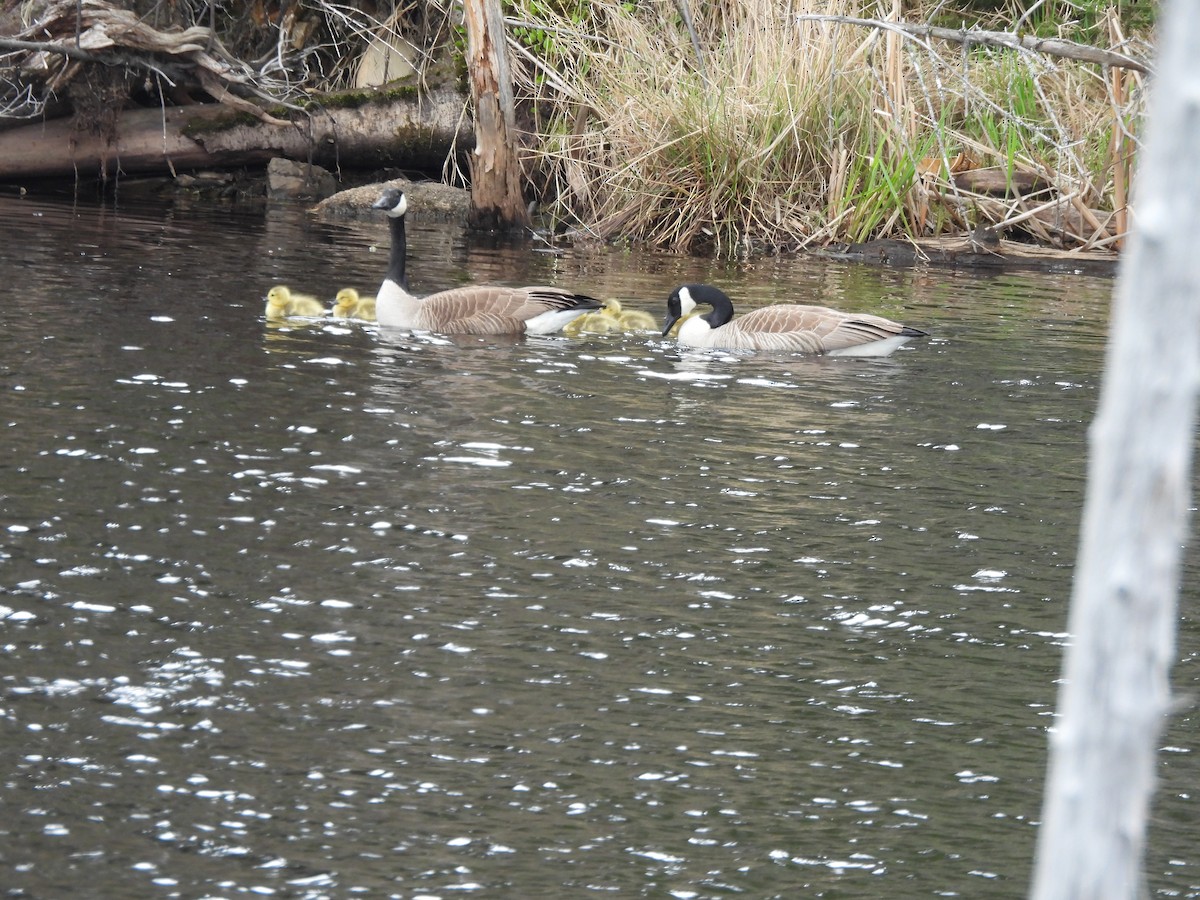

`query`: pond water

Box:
[0,190,1196,898]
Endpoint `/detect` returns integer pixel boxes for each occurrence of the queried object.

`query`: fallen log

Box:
[822,235,1119,276]
[0,86,468,181]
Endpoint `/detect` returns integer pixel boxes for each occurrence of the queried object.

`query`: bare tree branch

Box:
[0,37,98,62]
[795,14,1150,74]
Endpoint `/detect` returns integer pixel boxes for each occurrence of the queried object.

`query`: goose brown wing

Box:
[816,312,913,352]
[726,305,911,353]
[517,286,603,314]
[417,286,600,334]
[732,305,841,334]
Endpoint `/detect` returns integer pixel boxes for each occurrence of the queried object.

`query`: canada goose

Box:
[332,288,377,322]
[661,284,928,357]
[371,186,603,334]
[265,285,326,319]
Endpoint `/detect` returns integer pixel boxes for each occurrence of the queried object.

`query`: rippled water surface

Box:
[1,192,1196,898]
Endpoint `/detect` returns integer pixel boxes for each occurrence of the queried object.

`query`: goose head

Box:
[372,186,408,218]
[661,284,734,335]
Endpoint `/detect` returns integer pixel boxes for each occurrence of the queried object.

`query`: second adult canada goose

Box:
[371,187,603,334]
[265,285,326,319]
[661,284,928,357]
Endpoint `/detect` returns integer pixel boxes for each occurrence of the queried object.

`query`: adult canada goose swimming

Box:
[265,285,326,319]
[371,187,604,334]
[332,288,377,322]
[661,284,928,357]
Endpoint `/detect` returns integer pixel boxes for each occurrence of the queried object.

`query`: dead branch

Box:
[2,0,304,121]
[0,37,98,62]
[795,14,1150,74]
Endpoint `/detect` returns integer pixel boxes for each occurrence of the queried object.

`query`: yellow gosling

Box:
[565,299,658,334]
[332,288,357,318]
[265,285,326,319]
[564,310,620,335]
[333,288,377,321]
[615,308,658,332]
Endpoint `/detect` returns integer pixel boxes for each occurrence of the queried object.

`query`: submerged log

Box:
[0,87,468,181]
[824,235,1119,276]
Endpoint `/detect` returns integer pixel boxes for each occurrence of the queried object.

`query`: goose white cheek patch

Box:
[677,287,698,316]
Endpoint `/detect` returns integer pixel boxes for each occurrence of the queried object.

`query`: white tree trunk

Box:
[1030,1,1200,897]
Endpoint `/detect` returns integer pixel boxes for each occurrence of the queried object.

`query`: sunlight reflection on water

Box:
[0,195,1195,898]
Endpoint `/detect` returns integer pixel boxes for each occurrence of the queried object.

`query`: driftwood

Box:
[0,0,472,182]
[795,14,1150,74]
[1,0,294,122]
[824,235,1119,276]
[950,167,1049,197]
[0,86,468,180]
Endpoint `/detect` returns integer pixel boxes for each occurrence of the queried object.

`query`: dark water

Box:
[0,192,1196,898]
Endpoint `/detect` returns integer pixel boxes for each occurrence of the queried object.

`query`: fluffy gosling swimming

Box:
[563,298,657,335]
[615,308,658,332]
[265,285,326,320]
[332,288,377,322]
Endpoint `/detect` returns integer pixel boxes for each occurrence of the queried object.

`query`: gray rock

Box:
[267,157,339,201]
[312,177,471,223]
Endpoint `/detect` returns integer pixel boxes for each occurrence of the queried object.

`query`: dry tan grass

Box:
[508,0,1149,254]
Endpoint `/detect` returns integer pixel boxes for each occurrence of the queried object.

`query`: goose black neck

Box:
[692,285,734,327]
[386,213,408,290]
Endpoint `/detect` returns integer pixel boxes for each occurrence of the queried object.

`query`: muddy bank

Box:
[311,179,1121,276]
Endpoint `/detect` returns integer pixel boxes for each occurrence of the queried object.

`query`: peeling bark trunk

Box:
[0,89,468,181]
[462,0,529,231]
[1030,0,1200,895]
